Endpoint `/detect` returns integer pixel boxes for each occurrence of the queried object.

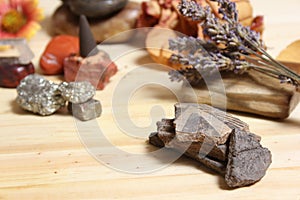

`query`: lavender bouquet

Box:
[169,0,300,89]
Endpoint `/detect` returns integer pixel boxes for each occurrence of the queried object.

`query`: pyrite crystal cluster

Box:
[16,74,101,121]
[16,75,65,116]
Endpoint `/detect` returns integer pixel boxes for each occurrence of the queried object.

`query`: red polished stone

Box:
[0,62,35,88]
[63,51,117,90]
[40,35,79,75]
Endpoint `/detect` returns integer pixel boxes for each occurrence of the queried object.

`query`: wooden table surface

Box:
[1,0,300,199]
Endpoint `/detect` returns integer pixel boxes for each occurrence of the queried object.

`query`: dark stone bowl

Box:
[63,0,128,18]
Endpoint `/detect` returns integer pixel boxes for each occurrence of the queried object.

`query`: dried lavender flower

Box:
[170,0,300,88]
[178,0,208,21]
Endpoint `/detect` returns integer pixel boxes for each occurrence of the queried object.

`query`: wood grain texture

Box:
[0,0,300,199]
[182,70,300,118]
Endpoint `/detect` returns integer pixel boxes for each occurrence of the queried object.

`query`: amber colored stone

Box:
[63,51,117,90]
[40,35,79,75]
[0,62,35,88]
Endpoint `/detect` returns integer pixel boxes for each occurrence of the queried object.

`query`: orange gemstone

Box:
[40,35,79,75]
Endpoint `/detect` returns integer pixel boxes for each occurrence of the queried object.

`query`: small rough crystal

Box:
[0,38,34,65]
[68,99,102,121]
[16,74,66,116]
[63,51,118,90]
[59,81,95,104]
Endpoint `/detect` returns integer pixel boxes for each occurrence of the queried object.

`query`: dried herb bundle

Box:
[169,0,300,89]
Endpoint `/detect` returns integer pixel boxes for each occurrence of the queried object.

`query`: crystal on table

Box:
[59,81,95,104]
[68,99,102,121]
[16,74,66,116]
[0,38,34,65]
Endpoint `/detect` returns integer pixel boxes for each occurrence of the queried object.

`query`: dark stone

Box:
[148,103,272,188]
[174,103,250,132]
[149,132,165,148]
[64,0,128,19]
[225,129,272,188]
[151,118,226,174]
[0,63,35,88]
[174,103,250,145]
